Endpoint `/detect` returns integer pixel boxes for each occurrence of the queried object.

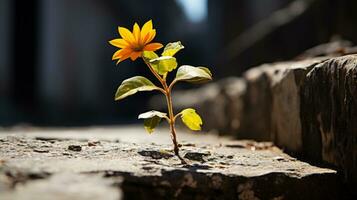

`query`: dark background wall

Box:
[1,0,356,126]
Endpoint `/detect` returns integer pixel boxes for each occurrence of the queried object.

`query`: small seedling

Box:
[109,20,212,163]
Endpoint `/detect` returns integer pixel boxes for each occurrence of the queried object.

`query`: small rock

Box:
[88,141,100,147]
[184,152,210,162]
[225,144,245,148]
[181,143,196,147]
[227,155,234,159]
[142,166,154,171]
[33,149,49,153]
[35,137,58,143]
[138,150,174,159]
[273,156,288,162]
[68,145,82,152]
[141,166,159,173]
[183,163,211,170]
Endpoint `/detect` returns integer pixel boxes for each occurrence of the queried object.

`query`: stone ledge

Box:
[165,55,357,186]
[0,127,345,200]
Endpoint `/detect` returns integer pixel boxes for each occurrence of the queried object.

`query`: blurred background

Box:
[1,0,357,127]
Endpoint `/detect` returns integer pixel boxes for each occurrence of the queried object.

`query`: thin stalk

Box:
[165,88,186,164]
[144,60,186,164]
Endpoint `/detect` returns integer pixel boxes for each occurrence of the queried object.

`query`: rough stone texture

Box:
[1,173,122,200]
[243,58,328,149]
[160,55,357,186]
[0,127,344,200]
[245,55,356,186]
[301,55,357,185]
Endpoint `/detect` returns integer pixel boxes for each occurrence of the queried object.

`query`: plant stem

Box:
[144,61,186,164]
[144,61,164,83]
[164,87,186,164]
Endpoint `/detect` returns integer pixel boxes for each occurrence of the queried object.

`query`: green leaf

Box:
[180,108,203,131]
[142,51,161,75]
[149,56,178,75]
[138,110,167,134]
[174,65,212,83]
[138,110,167,119]
[197,67,212,77]
[143,117,161,134]
[162,41,184,57]
[142,51,158,63]
[115,76,160,101]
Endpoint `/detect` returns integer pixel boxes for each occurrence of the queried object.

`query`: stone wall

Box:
[163,55,357,185]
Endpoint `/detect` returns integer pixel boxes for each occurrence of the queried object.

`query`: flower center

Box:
[133,45,144,51]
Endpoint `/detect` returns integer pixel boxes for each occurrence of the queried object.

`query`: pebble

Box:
[68,145,82,152]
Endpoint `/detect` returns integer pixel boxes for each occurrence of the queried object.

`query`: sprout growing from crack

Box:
[109,20,212,163]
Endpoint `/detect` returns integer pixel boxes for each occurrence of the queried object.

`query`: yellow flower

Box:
[109,20,163,64]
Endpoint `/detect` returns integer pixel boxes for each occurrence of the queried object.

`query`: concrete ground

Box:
[0,126,347,200]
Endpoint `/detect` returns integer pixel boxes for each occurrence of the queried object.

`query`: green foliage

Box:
[197,67,212,77]
[111,20,214,158]
[174,65,212,83]
[115,76,160,101]
[180,108,203,131]
[138,111,167,134]
[142,51,159,62]
[149,56,178,75]
[115,41,211,137]
[144,117,161,134]
[138,110,167,119]
[162,41,184,57]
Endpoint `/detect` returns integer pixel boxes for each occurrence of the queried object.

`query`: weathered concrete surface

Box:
[160,55,357,187]
[1,172,122,200]
[0,126,345,200]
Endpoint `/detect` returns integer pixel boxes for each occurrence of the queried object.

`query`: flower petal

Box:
[112,49,123,60]
[133,23,141,43]
[109,39,129,48]
[141,20,153,42]
[116,50,133,64]
[143,43,163,51]
[113,48,133,63]
[118,27,135,44]
[142,29,156,45]
[146,29,156,44]
[130,51,141,61]
[142,33,151,45]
